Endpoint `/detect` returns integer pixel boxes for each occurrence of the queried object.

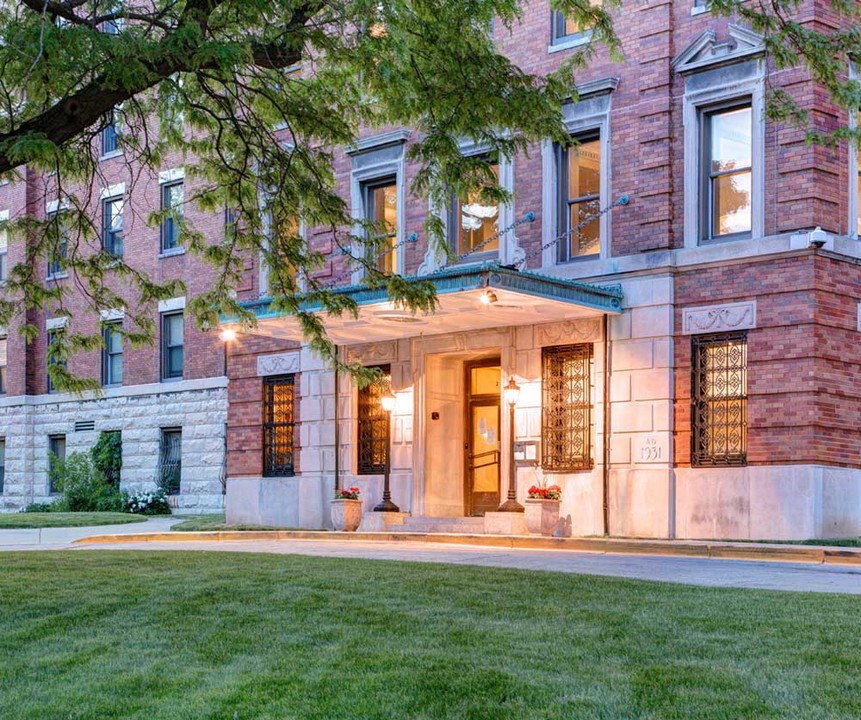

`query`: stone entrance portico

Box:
[225,264,639,533]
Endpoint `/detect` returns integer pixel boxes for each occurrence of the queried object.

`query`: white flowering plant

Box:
[125,489,171,516]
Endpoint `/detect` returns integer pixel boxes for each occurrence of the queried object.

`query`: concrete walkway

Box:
[73,537,861,595]
[0,516,180,549]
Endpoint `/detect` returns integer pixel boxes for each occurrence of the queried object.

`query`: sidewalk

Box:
[0,516,180,549]
[71,537,861,595]
[70,528,861,566]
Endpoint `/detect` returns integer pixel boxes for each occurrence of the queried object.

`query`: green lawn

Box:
[171,513,287,532]
[1,552,859,719]
[0,512,146,529]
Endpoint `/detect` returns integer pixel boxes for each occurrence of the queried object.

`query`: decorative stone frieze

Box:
[257,351,301,377]
[345,341,398,365]
[682,301,756,335]
[534,318,603,347]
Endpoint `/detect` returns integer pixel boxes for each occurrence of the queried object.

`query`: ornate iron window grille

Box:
[157,429,182,494]
[357,365,391,475]
[691,332,747,466]
[542,344,593,472]
[263,374,296,477]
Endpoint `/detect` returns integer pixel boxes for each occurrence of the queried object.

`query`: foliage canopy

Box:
[0,1,858,388]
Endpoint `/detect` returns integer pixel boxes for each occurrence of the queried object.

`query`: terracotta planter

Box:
[524,498,561,535]
[331,498,362,532]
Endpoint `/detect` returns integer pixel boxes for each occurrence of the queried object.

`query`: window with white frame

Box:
[101,110,120,156]
[675,27,765,247]
[855,143,861,237]
[47,211,68,278]
[449,157,500,260]
[362,177,398,274]
[701,102,753,241]
[0,335,7,395]
[349,134,408,278]
[556,133,602,261]
[541,86,613,268]
[550,0,598,48]
[161,180,184,252]
[102,195,124,257]
[160,312,183,380]
[102,321,123,386]
[0,223,8,283]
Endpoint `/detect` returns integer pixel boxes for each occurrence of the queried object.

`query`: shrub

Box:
[50,451,125,512]
[125,489,171,516]
[91,431,122,488]
[21,502,57,513]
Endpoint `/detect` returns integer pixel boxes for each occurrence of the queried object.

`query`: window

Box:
[101,111,120,155]
[161,181,184,251]
[691,332,747,466]
[363,178,397,273]
[542,344,593,472]
[101,0,123,34]
[0,438,5,494]
[102,196,124,257]
[47,212,68,278]
[102,322,123,386]
[856,145,861,237]
[158,428,182,494]
[450,161,499,258]
[47,329,66,394]
[0,225,8,283]
[551,1,597,46]
[701,103,752,240]
[557,134,601,261]
[160,312,183,380]
[0,335,7,395]
[357,366,391,475]
[48,434,66,494]
[263,375,296,477]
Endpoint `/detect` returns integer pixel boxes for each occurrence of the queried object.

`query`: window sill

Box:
[46,272,68,282]
[160,376,184,383]
[548,33,592,55]
[556,252,601,265]
[690,4,709,15]
[99,150,123,161]
[159,247,185,259]
[698,231,754,246]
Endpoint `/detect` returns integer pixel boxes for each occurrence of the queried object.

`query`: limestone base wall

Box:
[0,378,227,513]
[675,465,861,540]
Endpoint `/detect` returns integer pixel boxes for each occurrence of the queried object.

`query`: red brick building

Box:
[225,2,861,539]
[2,2,859,539]
[0,154,229,513]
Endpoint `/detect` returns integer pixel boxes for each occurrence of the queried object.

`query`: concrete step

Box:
[400,516,486,534]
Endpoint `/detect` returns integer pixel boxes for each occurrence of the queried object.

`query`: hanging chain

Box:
[291,194,628,295]
[516,194,629,269]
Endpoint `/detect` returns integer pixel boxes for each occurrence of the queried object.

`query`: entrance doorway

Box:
[464,360,501,516]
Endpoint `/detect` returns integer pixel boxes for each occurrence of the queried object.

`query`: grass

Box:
[170,513,288,532]
[0,512,146,529]
[1,552,859,719]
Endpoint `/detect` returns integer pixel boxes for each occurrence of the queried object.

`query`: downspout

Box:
[334,345,340,494]
[602,314,611,537]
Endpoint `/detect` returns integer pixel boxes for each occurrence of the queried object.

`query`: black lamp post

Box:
[219,328,236,376]
[373,390,400,512]
[498,377,524,512]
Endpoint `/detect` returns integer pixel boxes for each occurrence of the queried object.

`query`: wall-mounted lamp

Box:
[480,289,498,305]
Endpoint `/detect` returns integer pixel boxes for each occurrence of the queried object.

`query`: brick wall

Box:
[674,252,861,469]
[226,333,301,477]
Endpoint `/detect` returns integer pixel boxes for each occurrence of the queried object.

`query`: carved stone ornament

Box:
[534,318,603,347]
[257,351,301,377]
[682,301,756,335]
[345,341,398,364]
